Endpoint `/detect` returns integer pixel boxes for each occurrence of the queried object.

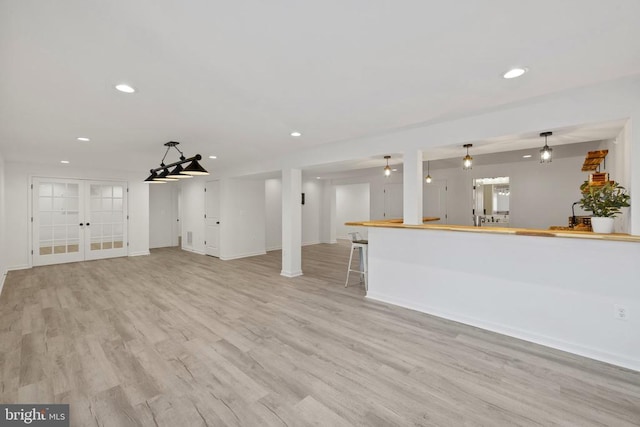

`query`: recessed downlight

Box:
[208,155,217,159]
[77,137,90,142]
[290,131,302,137]
[522,154,532,158]
[60,160,70,164]
[392,168,398,172]
[316,176,321,179]
[503,68,527,79]
[115,84,136,93]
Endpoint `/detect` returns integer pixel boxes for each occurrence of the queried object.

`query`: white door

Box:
[33,178,85,266]
[424,179,448,224]
[205,180,220,257]
[32,178,127,266]
[85,181,128,260]
[383,183,403,219]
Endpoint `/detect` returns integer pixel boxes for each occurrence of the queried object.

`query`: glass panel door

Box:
[33,178,85,266]
[84,182,128,260]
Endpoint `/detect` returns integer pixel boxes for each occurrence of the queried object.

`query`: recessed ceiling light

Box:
[60,160,69,164]
[115,84,135,93]
[316,176,321,179]
[522,154,532,158]
[209,155,217,159]
[503,68,527,79]
[290,131,302,137]
[392,169,398,172]
[77,137,90,142]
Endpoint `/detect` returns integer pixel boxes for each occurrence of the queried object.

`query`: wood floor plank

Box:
[1,243,639,426]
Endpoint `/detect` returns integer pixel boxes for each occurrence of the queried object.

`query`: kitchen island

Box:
[347,220,640,372]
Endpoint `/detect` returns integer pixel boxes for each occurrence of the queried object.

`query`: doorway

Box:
[32,178,128,266]
[205,180,220,257]
[424,179,448,224]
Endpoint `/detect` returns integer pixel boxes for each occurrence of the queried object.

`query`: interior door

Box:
[33,178,85,266]
[85,181,128,260]
[205,180,220,257]
[424,179,448,224]
[383,183,403,219]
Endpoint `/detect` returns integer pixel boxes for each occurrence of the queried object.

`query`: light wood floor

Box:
[1,243,639,426]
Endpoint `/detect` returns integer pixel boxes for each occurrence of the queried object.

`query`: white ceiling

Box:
[1,1,639,173]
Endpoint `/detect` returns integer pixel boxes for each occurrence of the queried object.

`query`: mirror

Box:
[474,177,510,225]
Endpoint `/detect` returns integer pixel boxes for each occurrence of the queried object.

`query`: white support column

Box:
[281,168,303,277]
[403,150,423,225]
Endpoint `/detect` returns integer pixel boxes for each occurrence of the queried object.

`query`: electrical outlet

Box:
[614,304,628,321]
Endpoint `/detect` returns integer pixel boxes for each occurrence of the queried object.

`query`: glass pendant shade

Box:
[540,145,552,163]
[182,159,210,176]
[539,131,553,163]
[462,144,473,170]
[425,174,432,184]
[463,154,473,170]
[383,155,391,177]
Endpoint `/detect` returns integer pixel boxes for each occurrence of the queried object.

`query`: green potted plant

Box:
[579,180,630,233]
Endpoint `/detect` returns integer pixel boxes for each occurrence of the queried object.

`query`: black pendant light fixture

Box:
[425,160,432,183]
[144,141,209,183]
[462,144,473,170]
[383,155,392,177]
[540,131,553,163]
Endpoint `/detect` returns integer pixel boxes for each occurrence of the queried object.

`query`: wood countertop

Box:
[344,219,640,243]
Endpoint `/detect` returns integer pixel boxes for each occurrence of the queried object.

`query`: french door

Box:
[33,178,128,266]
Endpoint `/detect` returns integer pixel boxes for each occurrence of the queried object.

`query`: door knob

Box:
[79,223,84,226]
[86,222,90,226]
[216,221,220,225]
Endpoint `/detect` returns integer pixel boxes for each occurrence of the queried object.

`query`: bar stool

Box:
[345,232,368,291]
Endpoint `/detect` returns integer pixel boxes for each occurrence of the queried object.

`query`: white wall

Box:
[0,151,7,292]
[367,226,640,371]
[220,178,266,260]
[265,178,324,250]
[3,161,149,269]
[180,177,206,254]
[265,179,282,251]
[335,183,370,240]
[149,184,179,248]
[302,179,322,245]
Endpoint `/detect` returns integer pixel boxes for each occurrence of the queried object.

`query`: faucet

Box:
[473,215,485,227]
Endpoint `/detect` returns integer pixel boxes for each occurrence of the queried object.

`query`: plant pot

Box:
[591,217,614,234]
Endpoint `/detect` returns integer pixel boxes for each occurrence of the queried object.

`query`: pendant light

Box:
[383,155,391,177]
[425,160,432,183]
[167,163,193,179]
[144,141,209,183]
[540,131,553,163]
[144,171,167,183]
[462,144,473,170]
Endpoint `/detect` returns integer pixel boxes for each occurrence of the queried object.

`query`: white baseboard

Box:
[220,250,267,261]
[366,291,640,373]
[8,264,30,271]
[181,247,205,255]
[267,242,321,252]
[281,270,303,278]
[0,269,7,298]
[129,251,151,257]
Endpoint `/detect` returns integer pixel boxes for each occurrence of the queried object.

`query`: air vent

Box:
[186,231,193,245]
